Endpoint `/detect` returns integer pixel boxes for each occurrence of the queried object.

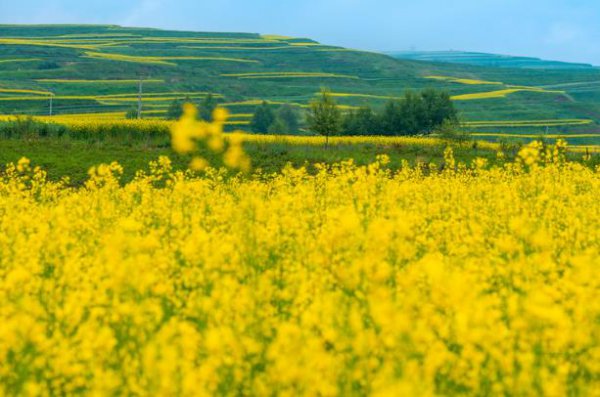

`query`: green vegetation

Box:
[307,90,342,145]
[389,50,597,69]
[0,24,598,146]
[340,89,458,135]
[250,101,276,133]
[0,116,597,186]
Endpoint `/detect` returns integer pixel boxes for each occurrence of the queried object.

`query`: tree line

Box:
[162,88,458,138]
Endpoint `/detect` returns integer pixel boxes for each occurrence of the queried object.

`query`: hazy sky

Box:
[1,0,599,65]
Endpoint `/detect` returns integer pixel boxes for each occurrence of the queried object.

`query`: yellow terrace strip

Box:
[179,45,297,50]
[0,88,51,96]
[222,71,354,76]
[569,145,600,153]
[237,133,498,150]
[98,92,221,98]
[425,75,504,85]
[221,72,359,79]
[155,56,259,63]
[36,112,128,120]
[261,34,295,40]
[139,37,278,43]
[289,42,322,46]
[451,88,565,101]
[220,100,357,110]
[83,51,174,65]
[84,51,258,65]
[97,38,281,45]
[471,132,600,139]
[0,38,99,50]
[0,92,220,102]
[35,79,165,84]
[4,33,140,39]
[221,99,308,108]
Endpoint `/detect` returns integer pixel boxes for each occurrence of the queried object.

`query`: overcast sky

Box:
[1,0,599,65]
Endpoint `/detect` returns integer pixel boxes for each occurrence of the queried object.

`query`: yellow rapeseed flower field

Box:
[83,51,259,65]
[0,108,599,395]
[451,88,564,101]
[425,75,504,85]
[221,72,360,79]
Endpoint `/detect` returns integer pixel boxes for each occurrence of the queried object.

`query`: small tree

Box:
[276,105,299,134]
[268,117,288,135]
[343,106,379,135]
[199,93,217,122]
[166,99,183,120]
[421,89,457,133]
[436,118,469,142]
[380,100,403,135]
[125,107,138,120]
[250,101,275,133]
[307,89,341,147]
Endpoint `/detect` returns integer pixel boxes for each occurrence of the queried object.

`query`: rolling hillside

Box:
[1,25,600,144]
[388,50,597,69]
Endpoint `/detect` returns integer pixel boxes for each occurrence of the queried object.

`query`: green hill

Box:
[1,25,599,144]
[387,50,597,69]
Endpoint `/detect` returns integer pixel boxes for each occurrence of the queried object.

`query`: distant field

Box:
[0,24,599,142]
[35,78,165,84]
[390,50,597,69]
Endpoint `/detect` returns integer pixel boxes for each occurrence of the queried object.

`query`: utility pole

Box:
[137,78,143,119]
[49,93,53,116]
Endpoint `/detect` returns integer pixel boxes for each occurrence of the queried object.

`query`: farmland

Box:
[0,115,599,394]
[0,25,599,146]
[1,22,600,396]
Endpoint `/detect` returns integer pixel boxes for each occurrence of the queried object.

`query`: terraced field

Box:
[0,24,599,145]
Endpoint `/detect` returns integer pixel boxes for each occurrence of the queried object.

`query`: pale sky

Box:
[1,0,599,65]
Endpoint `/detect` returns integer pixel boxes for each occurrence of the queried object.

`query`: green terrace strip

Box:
[471,132,600,139]
[464,119,594,127]
[221,72,360,79]
[83,51,259,65]
[328,92,402,100]
[0,88,51,96]
[0,38,100,50]
[61,38,285,46]
[220,99,359,110]
[0,58,41,64]
[0,92,222,102]
[35,79,165,84]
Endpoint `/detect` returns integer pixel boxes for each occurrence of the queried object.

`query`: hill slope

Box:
[388,50,597,69]
[1,25,599,144]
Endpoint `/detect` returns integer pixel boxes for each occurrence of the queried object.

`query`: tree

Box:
[307,89,341,147]
[250,101,275,133]
[268,117,288,134]
[166,99,184,120]
[380,100,404,135]
[420,89,457,133]
[125,107,138,120]
[199,93,217,122]
[435,118,470,142]
[276,105,299,134]
[343,106,379,135]
[399,90,427,134]
[379,89,457,135]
